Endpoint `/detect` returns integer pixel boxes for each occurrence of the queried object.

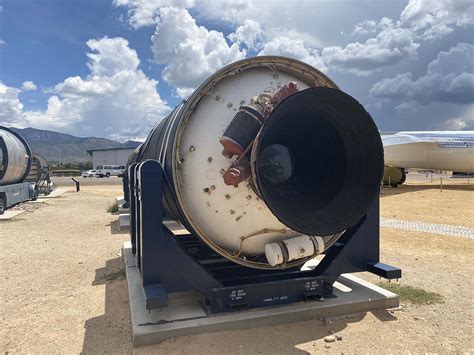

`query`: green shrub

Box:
[107,201,118,213]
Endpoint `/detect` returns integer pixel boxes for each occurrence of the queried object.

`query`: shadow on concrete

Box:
[82,258,398,354]
[108,220,128,235]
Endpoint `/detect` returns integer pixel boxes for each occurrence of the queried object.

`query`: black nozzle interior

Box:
[254,87,383,236]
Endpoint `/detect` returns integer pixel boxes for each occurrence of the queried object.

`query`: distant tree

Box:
[50,161,92,171]
[77,161,93,171]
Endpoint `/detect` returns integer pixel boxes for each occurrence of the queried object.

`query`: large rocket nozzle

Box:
[252,87,384,236]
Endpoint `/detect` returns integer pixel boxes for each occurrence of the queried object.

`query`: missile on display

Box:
[134,56,384,269]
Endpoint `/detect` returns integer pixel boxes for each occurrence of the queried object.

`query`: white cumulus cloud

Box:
[114,0,196,28]
[114,0,474,101]
[323,23,419,75]
[194,0,253,24]
[1,37,169,139]
[370,42,474,105]
[351,17,395,36]
[228,19,263,50]
[86,37,140,76]
[151,7,246,97]
[400,0,474,39]
[258,36,326,72]
[115,1,435,79]
[0,83,24,126]
[21,81,37,91]
[351,20,378,36]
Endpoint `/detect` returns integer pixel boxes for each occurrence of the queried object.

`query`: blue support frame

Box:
[128,163,137,254]
[136,161,167,308]
[129,159,401,314]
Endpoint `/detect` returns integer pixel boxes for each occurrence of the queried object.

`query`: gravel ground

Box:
[381,175,473,227]
[380,218,474,239]
[52,176,124,187]
[1,179,473,353]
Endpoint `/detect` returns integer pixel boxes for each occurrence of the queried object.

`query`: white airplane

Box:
[381,131,474,186]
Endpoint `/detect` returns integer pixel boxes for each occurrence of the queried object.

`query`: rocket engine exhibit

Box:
[127,56,401,313]
[0,126,37,214]
[27,153,53,196]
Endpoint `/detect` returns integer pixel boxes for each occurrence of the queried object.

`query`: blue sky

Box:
[1,0,170,108]
[0,0,473,140]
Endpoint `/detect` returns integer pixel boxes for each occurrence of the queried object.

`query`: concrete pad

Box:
[118,213,130,230]
[0,210,25,220]
[39,188,69,199]
[163,218,190,235]
[118,207,129,214]
[121,216,188,234]
[122,242,399,347]
[116,196,126,208]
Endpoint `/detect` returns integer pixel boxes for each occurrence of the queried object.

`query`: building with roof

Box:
[86,147,136,169]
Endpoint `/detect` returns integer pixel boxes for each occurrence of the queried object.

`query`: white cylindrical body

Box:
[0,126,32,186]
[137,56,384,269]
[172,58,337,267]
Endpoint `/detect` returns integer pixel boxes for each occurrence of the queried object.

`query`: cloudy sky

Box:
[0,0,473,140]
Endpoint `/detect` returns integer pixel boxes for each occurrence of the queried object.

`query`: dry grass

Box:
[377,282,443,305]
[106,201,118,213]
[380,177,474,227]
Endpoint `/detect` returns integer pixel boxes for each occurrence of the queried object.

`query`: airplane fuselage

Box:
[382,131,474,173]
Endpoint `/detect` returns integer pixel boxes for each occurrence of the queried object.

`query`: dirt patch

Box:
[53,176,123,187]
[381,177,474,227]
[1,183,473,353]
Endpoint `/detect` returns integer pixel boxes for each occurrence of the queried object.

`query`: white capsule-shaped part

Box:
[265,235,324,266]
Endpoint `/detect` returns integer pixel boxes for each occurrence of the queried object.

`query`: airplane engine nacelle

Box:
[383,166,406,187]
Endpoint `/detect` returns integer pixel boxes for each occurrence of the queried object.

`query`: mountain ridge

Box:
[7,127,141,163]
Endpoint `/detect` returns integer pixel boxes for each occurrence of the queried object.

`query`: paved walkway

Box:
[380,218,474,239]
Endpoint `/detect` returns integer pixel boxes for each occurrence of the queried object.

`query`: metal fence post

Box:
[128,163,137,255]
[71,177,80,192]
